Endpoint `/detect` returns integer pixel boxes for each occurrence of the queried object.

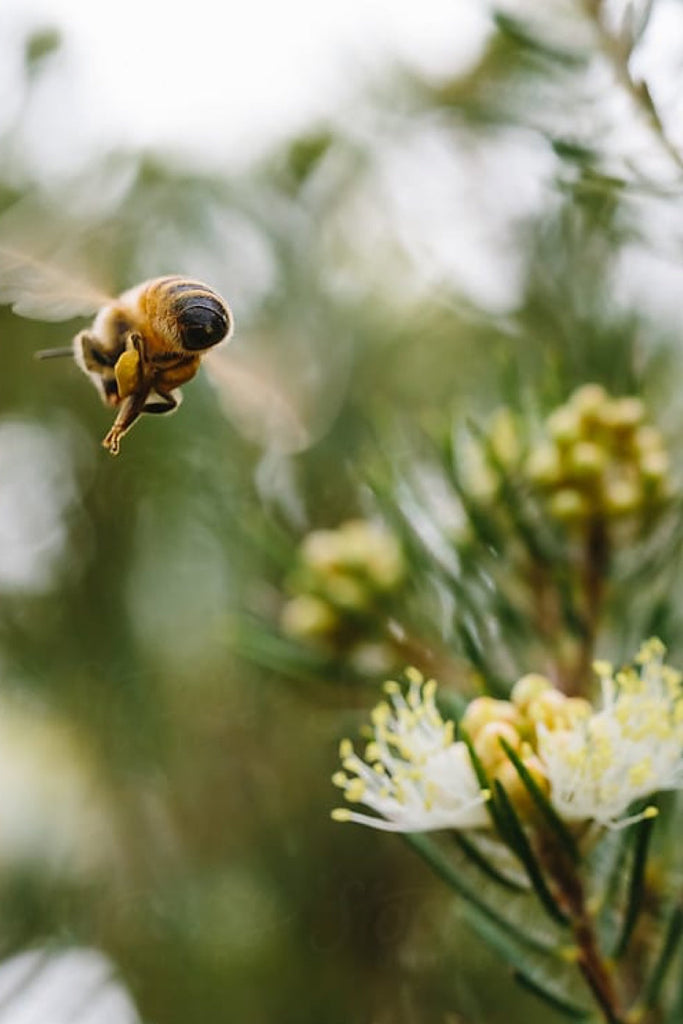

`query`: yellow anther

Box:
[331,808,352,822]
[332,772,348,788]
[405,666,424,685]
[423,679,437,700]
[365,742,381,763]
[636,637,666,664]
[565,698,592,723]
[339,739,353,759]
[628,759,653,789]
[346,779,366,803]
[371,702,391,726]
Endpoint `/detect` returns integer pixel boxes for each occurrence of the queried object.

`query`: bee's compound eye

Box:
[178,298,230,351]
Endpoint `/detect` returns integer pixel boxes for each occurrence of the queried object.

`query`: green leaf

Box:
[450,831,528,892]
[613,806,658,958]
[591,826,632,950]
[642,903,683,1012]
[513,967,590,1019]
[403,833,554,956]
[493,781,569,927]
[493,12,588,67]
[499,737,580,863]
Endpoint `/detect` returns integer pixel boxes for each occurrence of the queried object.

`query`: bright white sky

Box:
[0,0,490,173]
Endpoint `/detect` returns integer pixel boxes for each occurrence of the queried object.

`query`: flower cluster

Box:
[332,669,490,831]
[280,519,405,673]
[537,638,683,826]
[526,384,670,526]
[332,641,683,834]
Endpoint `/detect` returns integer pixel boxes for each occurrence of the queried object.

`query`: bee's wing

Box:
[205,350,311,454]
[0,245,113,321]
[0,196,114,321]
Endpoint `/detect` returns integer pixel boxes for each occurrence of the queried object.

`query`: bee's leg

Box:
[75,331,119,406]
[143,389,182,415]
[76,331,117,371]
[101,386,152,456]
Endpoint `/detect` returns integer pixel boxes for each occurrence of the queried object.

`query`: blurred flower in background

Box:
[0,947,142,1024]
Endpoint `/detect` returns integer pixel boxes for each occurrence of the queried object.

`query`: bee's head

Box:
[177,292,232,352]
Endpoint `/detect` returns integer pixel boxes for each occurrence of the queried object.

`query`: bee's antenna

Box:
[34,346,74,361]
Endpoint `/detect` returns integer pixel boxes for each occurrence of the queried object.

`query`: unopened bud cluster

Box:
[461,676,590,815]
[280,519,405,672]
[526,384,670,525]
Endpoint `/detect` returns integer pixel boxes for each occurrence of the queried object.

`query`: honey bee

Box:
[34,276,233,455]
[0,207,322,462]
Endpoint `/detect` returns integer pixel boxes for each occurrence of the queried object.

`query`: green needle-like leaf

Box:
[403,833,553,955]
[499,737,580,863]
[513,967,591,1019]
[493,781,569,926]
[613,807,658,958]
[642,902,683,1012]
[450,831,528,892]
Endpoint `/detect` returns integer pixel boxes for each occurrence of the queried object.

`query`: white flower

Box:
[0,947,142,1024]
[332,669,490,832]
[538,639,683,827]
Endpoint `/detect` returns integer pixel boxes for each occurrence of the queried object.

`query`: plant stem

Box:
[542,838,626,1023]
[570,517,609,696]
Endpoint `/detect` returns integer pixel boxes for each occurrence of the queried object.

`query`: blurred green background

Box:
[2,6,683,1022]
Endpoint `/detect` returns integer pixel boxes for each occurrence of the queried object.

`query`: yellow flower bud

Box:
[600,397,645,433]
[348,642,397,676]
[339,520,405,591]
[547,406,581,446]
[460,697,523,739]
[569,383,608,421]
[280,594,338,640]
[473,721,521,773]
[323,573,371,612]
[548,488,591,523]
[639,450,669,486]
[300,530,343,573]
[602,477,642,516]
[526,443,562,487]
[569,441,607,479]
[527,689,571,730]
[511,673,553,713]
[633,425,664,456]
